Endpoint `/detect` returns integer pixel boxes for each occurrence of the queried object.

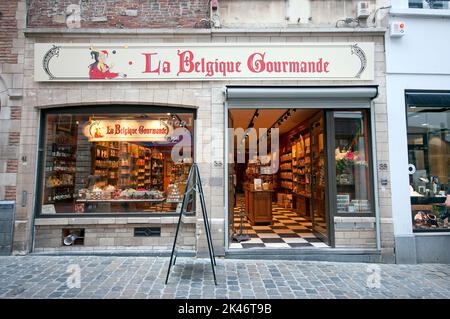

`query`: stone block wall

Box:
[334,217,377,248]
[34,222,196,252]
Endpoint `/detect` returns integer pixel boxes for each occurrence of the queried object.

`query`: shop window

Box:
[333,111,372,215]
[39,109,194,216]
[407,104,450,231]
[409,0,450,9]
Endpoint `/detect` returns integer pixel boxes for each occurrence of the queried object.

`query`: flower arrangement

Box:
[335,148,367,174]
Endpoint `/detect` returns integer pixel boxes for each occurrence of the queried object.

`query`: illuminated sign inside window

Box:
[83,119,173,142]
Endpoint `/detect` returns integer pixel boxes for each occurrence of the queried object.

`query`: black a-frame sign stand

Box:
[165,163,217,285]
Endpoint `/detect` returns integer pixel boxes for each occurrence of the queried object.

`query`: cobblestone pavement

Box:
[0,256,449,299]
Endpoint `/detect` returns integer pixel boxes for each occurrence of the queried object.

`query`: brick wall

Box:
[0,0,19,64]
[6,160,18,173]
[0,0,26,254]
[4,186,17,201]
[27,0,210,29]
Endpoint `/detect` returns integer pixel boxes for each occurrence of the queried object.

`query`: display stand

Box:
[232,199,251,242]
[165,163,217,285]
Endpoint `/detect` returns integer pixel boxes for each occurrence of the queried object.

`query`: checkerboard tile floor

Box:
[231,198,330,249]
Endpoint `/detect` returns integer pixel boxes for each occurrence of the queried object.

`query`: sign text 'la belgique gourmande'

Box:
[35,43,374,81]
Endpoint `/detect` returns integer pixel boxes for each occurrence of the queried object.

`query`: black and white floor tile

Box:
[231,199,329,249]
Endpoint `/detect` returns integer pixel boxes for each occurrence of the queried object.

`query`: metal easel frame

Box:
[165,163,217,285]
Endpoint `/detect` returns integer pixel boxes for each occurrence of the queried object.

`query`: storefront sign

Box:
[83,119,172,142]
[35,43,374,81]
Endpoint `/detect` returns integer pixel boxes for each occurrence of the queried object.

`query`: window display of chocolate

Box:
[151,155,164,190]
[292,134,311,197]
[166,183,183,203]
[44,122,77,205]
[41,112,194,215]
[407,105,449,231]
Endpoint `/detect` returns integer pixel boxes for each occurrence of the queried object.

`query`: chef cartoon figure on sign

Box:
[88,46,127,79]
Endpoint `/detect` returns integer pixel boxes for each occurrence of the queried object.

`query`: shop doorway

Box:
[227,107,375,250]
[227,108,331,249]
[225,87,377,252]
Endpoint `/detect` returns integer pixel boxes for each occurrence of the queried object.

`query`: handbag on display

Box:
[426,213,439,227]
[414,211,426,227]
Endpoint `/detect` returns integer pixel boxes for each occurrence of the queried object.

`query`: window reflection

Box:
[407,106,450,231]
[409,0,450,9]
[334,111,371,214]
[41,112,194,215]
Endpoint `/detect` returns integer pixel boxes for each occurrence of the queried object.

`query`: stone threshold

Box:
[34,215,197,226]
[225,247,383,263]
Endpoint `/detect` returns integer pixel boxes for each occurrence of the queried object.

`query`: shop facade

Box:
[1,27,392,262]
[386,1,450,263]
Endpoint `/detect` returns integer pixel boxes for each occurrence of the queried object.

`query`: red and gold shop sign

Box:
[34,43,374,81]
[83,119,172,142]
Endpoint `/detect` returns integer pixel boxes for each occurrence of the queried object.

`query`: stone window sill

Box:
[34,216,196,226]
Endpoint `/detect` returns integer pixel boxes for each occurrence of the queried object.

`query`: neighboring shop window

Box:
[334,111,372,215]
[40,110,194,215]
[409,0,450,9]
[407,103,450,231]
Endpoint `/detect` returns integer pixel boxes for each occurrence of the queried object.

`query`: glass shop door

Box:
[310,112,330,245]
[227,110,236,245]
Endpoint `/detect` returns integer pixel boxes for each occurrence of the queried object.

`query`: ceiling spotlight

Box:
[171,114,176,120]
[167,113,171,116]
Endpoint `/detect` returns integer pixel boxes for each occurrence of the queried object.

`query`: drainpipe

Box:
[28,108,41,254]
[370,102,382,253]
